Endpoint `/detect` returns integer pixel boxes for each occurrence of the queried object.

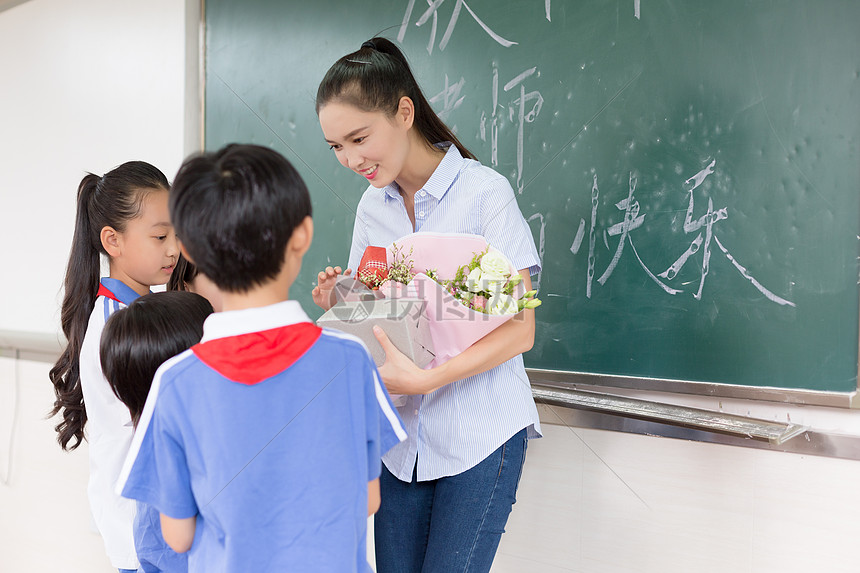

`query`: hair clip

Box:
[361,40,376,50]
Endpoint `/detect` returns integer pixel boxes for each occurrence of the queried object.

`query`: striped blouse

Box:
[347,143,543,482]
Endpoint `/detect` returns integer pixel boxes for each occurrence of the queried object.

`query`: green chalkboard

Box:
[204,0,860,394]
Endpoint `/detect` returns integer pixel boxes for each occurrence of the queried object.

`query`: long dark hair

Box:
[166,253,198,292]
[49,162,169,451]
[315,36,477,160]
[100,291,213,428]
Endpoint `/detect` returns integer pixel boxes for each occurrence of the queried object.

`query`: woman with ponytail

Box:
[314,38,542,572]
[49,161,177,572]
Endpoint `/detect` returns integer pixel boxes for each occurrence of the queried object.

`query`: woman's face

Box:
[319,101,411,188]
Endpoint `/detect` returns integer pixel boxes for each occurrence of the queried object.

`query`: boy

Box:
[116,144,406,572]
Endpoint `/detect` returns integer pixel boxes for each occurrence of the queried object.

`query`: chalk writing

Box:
[429,74,467,122]
[398,0,516,54]
[597,173,681,295]
[478,64,544,194]
[527,212,546,292]
[570,161,796,307]
[659,160,796,307]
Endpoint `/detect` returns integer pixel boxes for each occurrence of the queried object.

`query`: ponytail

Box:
[48,175,100,450]
[49,162,169,450]
[316,36,477,161]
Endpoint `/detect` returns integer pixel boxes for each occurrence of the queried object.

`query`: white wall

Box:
[0,356,114,571]
[492,406,860,573]
[0,1,188,569]
[0,0,188,337]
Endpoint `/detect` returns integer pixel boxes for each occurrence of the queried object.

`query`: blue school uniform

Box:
[117,300,406,573]
[80,277,143,570]
[135,501,188,572]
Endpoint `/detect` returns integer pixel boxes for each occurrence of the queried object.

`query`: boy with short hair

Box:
[116,144,406,572]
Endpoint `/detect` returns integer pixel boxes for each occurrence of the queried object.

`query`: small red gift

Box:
[357,246,389,289]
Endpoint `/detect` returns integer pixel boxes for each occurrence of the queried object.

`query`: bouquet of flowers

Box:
[355,232,541,367]
[437,249,541,315]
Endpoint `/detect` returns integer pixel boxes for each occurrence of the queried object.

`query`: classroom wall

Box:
[0,0,190,337]
[3,3,860,573]
[0,0,189,569]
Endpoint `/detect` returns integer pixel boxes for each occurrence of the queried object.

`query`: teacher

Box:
[312,37,542,573]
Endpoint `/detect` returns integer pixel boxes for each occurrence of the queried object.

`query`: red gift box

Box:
[357,246,389,289]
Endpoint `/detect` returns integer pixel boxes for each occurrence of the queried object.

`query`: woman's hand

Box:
[372,325,432,395]
[311,266,351,311]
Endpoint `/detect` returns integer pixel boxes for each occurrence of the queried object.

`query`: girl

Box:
[101,290,214,573]
[313,37,542,573]
[48,161,178,572]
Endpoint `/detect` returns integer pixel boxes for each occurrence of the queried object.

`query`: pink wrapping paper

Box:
[379,232,525,368]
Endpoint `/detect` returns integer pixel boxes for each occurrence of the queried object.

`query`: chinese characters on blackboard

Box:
[401,0,793,307]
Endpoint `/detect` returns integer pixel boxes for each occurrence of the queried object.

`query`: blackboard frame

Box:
[527,366,860,409]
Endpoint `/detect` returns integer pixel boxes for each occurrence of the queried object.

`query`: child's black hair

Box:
[100,291,213,428]
[315,36,477,161]
[49,162,169,451]
[166,253,198,292]
[169,144,312,293]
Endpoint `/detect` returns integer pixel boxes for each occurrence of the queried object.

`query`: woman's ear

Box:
[100,226,121,258]
[396,96,415,130]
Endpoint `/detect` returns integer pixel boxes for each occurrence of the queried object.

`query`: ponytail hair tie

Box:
[361,40,376,50]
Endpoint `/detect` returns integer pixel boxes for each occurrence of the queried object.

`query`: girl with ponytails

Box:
[49,161,178,572]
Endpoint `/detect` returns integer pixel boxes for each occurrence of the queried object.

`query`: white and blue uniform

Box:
[117,300,406,573]
[347,143,543,482]
[80,277,143,570]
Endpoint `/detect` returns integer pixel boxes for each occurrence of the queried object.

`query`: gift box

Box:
[316,297,435,369]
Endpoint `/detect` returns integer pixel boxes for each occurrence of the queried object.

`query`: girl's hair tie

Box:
[361,40,376,50]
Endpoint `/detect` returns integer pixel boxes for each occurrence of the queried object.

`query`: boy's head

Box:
[100,291,214,427]
[169,144,313,293]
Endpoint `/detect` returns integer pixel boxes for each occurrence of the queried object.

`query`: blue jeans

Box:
[374,428,528,573]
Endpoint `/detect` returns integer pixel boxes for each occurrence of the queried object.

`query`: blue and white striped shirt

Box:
[348,143,543,482]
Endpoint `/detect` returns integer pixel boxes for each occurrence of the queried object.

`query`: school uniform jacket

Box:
[117,300,407,573]
[79,278,142,569]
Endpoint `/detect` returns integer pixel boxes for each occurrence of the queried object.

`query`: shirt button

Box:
[413,409,419,415]
[419,190,426,196]
[418,211,425,218]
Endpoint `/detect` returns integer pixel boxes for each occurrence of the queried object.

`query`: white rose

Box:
[488,293,518,315]
[480,251,512,277]
[466,267,483,293]
[479,272,507,296]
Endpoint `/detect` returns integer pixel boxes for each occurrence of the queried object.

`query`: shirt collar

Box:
[98,277,142,306]
[200,300,311,343]
[382,142,463,202]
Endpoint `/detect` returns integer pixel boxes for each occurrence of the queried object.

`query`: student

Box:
[116,143,407,572]
[166,254,222,311]
[101,291,214,573]
[313,37,542,573]
[48,161,177,573]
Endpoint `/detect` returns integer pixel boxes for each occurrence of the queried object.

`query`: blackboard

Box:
[204,0,860,396]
